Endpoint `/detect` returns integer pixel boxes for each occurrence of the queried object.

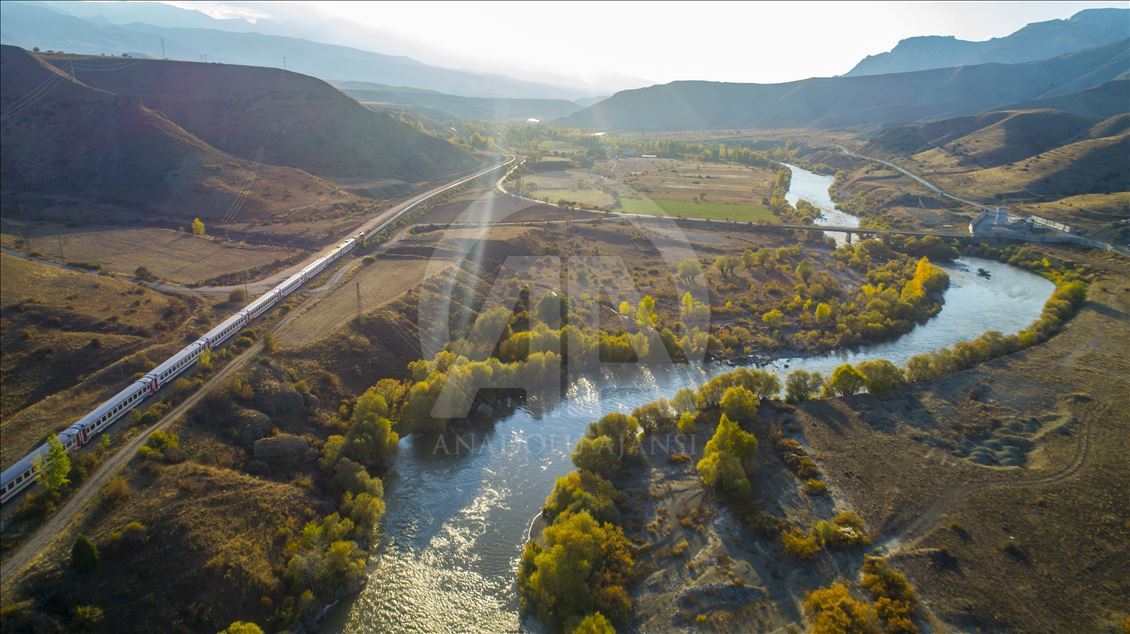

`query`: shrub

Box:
[542,471,624,524]
[781,529,821,559]
[856,359,905,398]
[219,621,265,634]
[72,534,101,573]
[676,411,698,433]
[861,556,918,633]
[71,605,105,631]
[803,479,828,495]
[803,583,882,634]
[572,435,622,479]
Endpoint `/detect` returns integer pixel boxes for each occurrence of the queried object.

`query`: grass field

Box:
[2,225,301,285]
[618,197,778,222]
[531,188,617,207]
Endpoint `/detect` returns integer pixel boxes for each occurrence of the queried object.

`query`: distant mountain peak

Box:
[845,8,1130,77]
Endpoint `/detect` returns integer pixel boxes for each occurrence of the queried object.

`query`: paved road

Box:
[0,156,514,586]
[836,144,993,212]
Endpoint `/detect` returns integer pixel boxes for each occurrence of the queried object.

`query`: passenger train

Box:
[0,231,366,504]
[0,157,513,506]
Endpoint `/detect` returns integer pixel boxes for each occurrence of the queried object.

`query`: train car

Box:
[143,341,205,394]
[203,313,244,349]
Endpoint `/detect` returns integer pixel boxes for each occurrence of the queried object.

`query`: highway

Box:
[0,155,514,586]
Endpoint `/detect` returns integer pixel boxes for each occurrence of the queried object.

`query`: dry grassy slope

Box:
[795,249,1130,632]
[46,54,478,181]
[3,460,316,632]
[0,253,204,468]
[0,45,357,224]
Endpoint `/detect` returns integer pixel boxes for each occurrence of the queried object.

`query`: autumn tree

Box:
[823,363,867,398]
[762,308,784,329]
[677,258,703,283]
[795,259,815,283]
[191,217,206,236]
[785,369,823,403]
[697,415,758,496]
[803,583,882,634]
[720,386,758,422]
[856,359,906,398]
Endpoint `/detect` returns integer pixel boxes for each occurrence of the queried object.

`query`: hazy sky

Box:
[172,1,1127,91]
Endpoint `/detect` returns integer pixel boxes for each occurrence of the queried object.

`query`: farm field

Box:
[520,158,781,221]
[1,224,302,285]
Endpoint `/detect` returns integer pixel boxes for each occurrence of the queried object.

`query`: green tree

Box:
[696,415,758,496]
[72,534,101,573]
[824,364,867,398]
[720,386,758,423]
[191,217,206,236]
[762,308,784,329]
[34,435,71,494]
[785,370,823,403]
[714,254,740,279]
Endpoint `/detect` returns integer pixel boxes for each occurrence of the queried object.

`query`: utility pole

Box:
[355,281,362,317]
[282,56,287,71]
[161,37,166,60]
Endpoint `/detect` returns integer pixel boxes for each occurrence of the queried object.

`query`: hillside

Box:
[999,79,1130,119]
[846,8,1129,76]
[41,54,477,182]
[0,45,355,225]
[562,39,1130,132]
[333,81,584,122]
[0,1,585,99]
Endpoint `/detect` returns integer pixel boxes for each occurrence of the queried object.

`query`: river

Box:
[330,164,1054,633]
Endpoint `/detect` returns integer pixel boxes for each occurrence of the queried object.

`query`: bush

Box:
[803,583,882,634]
[71,605,105,631]
[572,435,621,479]
[856,359,905,398]
[861,556,918,633]
[542,471,624,524]
[803,479,828,495]
[676,411,697,433]
[72,534,101,573]
[219,621,265,634]
[567,611,615,634]
[781,529,821,559]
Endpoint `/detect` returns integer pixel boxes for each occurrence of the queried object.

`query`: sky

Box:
[169,1,1127,92]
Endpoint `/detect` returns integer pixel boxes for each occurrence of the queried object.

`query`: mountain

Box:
[333,81,585,122]
[41,53,476,181]
[562,40,1130,132]
[0,45,356,224]
[846,8,1130,77]
[0,2,585,99]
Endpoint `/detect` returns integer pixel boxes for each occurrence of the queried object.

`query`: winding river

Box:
[330,165,1055,633]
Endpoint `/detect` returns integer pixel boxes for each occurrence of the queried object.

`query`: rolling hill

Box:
[0,1,586,99]
[333,81,585,122]
[846,8,1129,77]
[562,40,1129,132]
[0,45,355,224]
[41,53,477,181]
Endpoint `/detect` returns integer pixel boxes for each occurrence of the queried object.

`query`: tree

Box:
[199,347,213,370]
[72,534,101,573]
[762,308,784,329]
[785,370,823,403]
[568,612,615,634]
[71,605,105,632]
[714,254,740,279]
[856,359,905,398]
[572,435,620,478]
[218,623,264,634]
[635,295,658,330]
[696,415,758,496]
[134,266,153,281]
[191,217,206,236]
[720,386,758,422]
[677,258,703,283]
[824,364,867,398]
[34,435,71,494]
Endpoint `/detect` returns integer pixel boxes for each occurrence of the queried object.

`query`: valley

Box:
[0,4,1126,634]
